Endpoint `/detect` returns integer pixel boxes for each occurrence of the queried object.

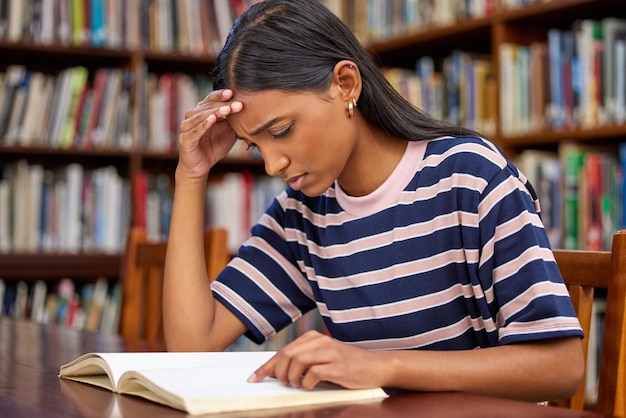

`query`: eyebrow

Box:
[234,117,281,141]
[250,117,280,136]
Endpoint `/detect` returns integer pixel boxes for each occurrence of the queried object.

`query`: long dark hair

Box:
[212,0,477,141]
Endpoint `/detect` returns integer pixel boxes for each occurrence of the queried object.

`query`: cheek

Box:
[303,130,352,175]
[289,104,352,168]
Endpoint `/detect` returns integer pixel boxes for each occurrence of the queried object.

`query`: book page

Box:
[59,351,277,391]
[118,364,387,415]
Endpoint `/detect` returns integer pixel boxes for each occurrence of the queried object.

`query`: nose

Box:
[260,147,289,177]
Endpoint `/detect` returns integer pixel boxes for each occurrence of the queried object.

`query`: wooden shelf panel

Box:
[369,16,493,66]
[497,0,625,24]
[499,124,626,148]
[0,145,265,171]
[0,254,122,280]
[2,0,624,284]
[0,40,133,58]
[0,144,131,157]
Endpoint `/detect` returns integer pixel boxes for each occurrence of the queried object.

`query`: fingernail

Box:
[247,372,258,383]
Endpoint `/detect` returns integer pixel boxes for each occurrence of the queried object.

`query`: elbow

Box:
[552,338,586,401]
[558,360,585,400]
[564,357,586,399]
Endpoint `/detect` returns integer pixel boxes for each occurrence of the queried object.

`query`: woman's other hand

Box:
[177,89,243,180]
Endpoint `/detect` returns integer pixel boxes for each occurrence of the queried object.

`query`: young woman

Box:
[163,0,584,403]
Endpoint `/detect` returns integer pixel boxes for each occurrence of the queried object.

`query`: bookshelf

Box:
[1,0,625,333]
[0,0,270,330]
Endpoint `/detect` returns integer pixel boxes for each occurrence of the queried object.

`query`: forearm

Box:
[163,170,216,351]
[376,337,584,402]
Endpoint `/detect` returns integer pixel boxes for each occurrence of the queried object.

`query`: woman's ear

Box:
[332,60,361,103]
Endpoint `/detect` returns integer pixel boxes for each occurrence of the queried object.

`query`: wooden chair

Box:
[118,226,230,344]
[552,229,626,417]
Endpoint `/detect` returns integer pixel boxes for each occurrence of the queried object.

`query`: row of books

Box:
[323,0,495,44]
[385,51,497,137]
[0,277,121,334]
[0,65,133,150]
[205,172,284,253]
[0,0,258,56]
[133,170,284,253]
[138,70,212,153]
[499,18,626,136]
[0,160,286,256]
[499,0,548,9]
[0,64,267,155]
[0,0,498,52]
[0,160,131,254]
[515,141,624,251]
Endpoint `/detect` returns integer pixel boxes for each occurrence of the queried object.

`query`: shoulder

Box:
[422,135,513,179]
[425,135,508,167]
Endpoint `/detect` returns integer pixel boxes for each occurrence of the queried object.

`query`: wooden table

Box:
[0,317,605,417]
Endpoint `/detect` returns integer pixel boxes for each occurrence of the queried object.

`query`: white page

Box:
[120,364,387,415]
[62,351,276,388]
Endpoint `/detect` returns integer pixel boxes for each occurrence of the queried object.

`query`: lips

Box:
[287,174,306,191]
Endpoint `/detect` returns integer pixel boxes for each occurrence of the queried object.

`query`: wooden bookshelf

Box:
[1,0,625,317]
[0,253,121,280]
[501,124,626,148]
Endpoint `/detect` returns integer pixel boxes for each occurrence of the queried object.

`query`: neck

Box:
[337,122,408,197]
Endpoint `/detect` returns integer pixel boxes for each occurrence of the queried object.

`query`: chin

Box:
[300,182,333,198]
[300,188,324,197]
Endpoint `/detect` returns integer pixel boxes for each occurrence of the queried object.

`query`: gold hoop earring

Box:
[348,98,357,117]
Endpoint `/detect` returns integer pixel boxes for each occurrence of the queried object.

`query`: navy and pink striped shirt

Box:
[212,135,583,350]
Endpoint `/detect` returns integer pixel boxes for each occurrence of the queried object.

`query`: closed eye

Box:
[271,122,293,139]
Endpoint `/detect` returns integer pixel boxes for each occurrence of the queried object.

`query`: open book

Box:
[59,351,388,415]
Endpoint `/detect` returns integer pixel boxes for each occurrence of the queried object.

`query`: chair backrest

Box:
[553,229,626,417]
[118,226,229,344]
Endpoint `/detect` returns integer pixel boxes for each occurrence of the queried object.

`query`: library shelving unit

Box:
[0,39,265,285]
[365,0,626,255]
[490,0,626,150]
[368,0,626,152]
[1,0,625,312]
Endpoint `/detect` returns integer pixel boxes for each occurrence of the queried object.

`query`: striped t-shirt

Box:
[212,135,583,350]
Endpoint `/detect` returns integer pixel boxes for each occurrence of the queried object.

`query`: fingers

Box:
[180,89,242,134]
[200,88,233,104]
[247,331,333,388]
[247,355,277,383]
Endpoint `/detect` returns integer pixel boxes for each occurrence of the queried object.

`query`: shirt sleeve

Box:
[476,161,583,344]
[211,192,317,344]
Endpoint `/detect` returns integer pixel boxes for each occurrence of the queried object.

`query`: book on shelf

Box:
[614,25,626,124]
[0,0,7,39]
[58,351,388,415]
[205,172,284,254]
[18,71,47,146]
[500,16,626,135]
[0,65,26,142]
[0,178,10,253]
[1,159,130,254]
[559,141,622,251]
[383,51,495,137]
[585,297,607,405]
[602,18,626,123]
[0,276,120,333]
[515,142,624,252]
[515,149,562,249]
[59,66,89,149]
[213,0,235,47]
